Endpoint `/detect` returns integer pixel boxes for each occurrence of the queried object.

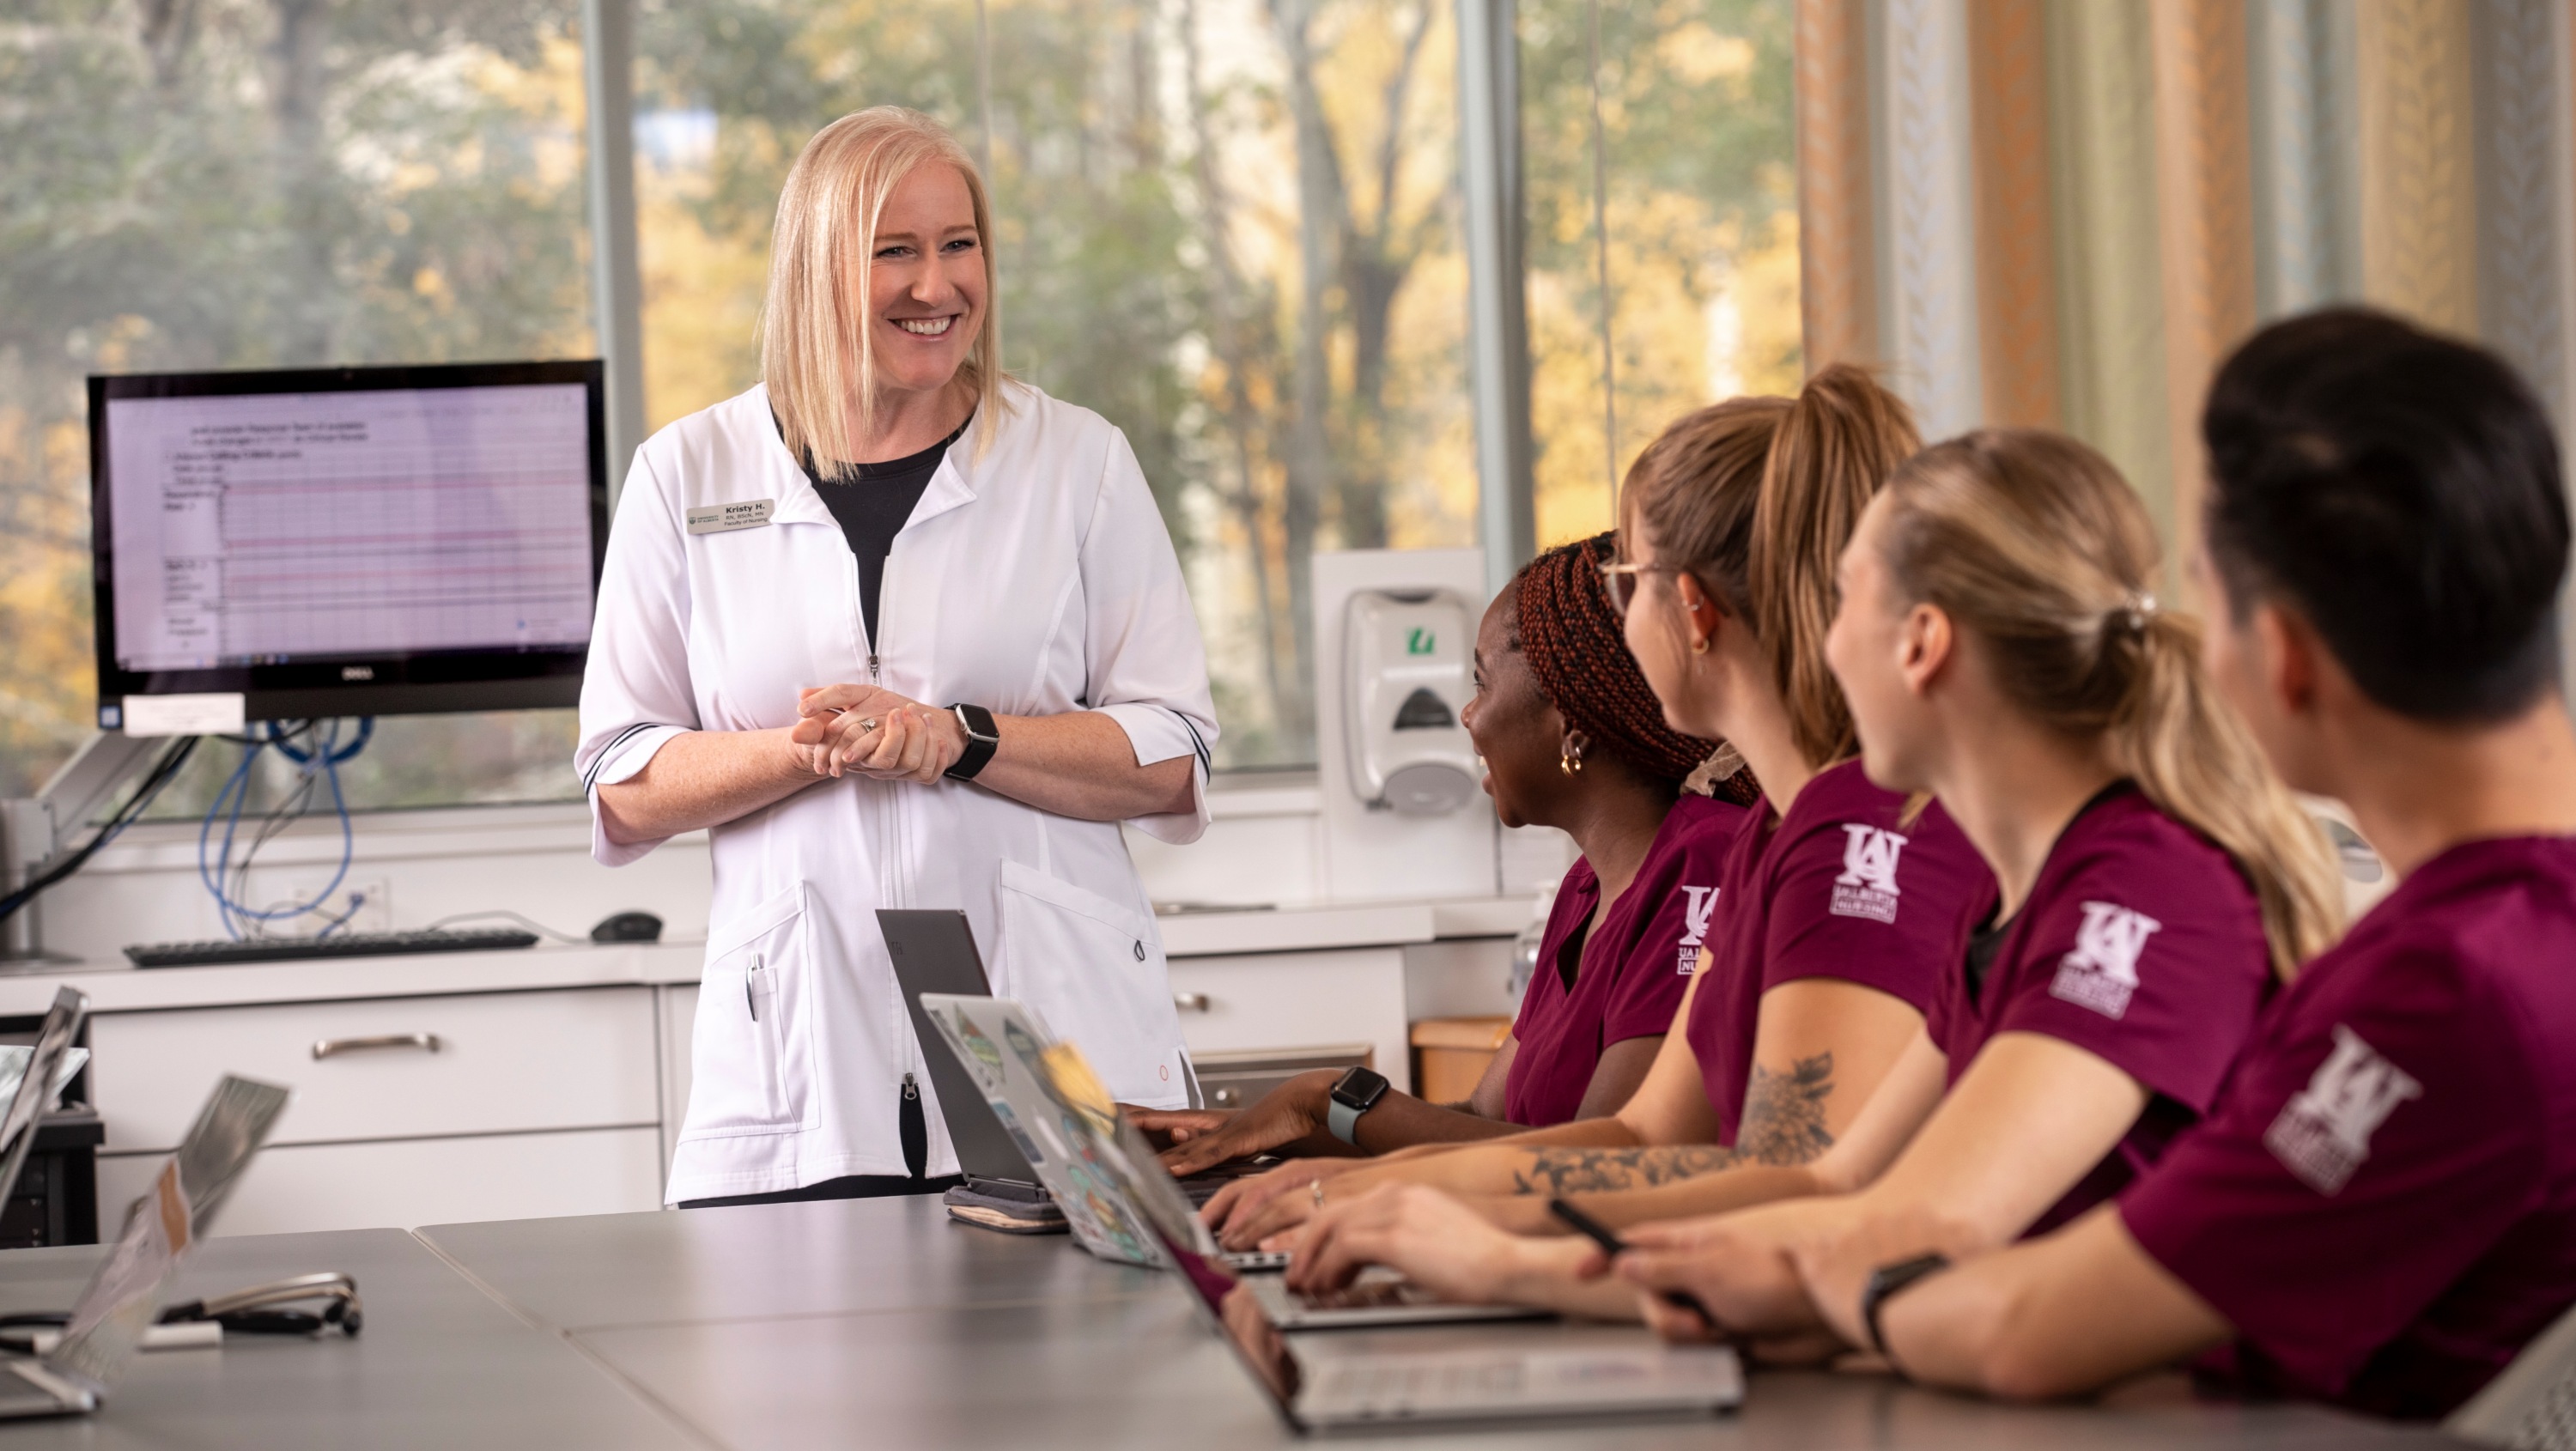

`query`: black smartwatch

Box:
[945,704,999,780]
[1860,1252,1952,1367]
[1325,1066,1391,1146]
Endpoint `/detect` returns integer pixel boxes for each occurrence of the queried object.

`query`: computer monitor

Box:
[87,361,609,726]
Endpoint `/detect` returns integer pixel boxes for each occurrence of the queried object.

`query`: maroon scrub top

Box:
[1504,792,1751,1126]
[1683,759,1994,1142]
[1927,783,2273,1235]
[2119,836,2576,1418]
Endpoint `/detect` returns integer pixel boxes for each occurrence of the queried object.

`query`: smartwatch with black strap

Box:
[946,703,1000,780]
[1860,1252,1952,1375]
[1325,1065,1391,1146]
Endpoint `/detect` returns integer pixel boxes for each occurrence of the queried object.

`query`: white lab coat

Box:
[576,379,1217,1204]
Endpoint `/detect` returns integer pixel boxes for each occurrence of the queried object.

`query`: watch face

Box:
[1333,1066,1390,1110]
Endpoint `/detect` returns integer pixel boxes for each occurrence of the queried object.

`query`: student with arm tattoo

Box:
[1128,534,1757,1167]
[1667,310,2576,1421]
[1291,427,2340,1311]
[1433,427,2342,1324]
[1203,367,1996,1251]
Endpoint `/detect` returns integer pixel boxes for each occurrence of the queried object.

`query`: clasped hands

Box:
[788,684,965,784]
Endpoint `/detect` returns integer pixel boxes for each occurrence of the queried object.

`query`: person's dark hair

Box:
[2202,307,2570,722]
[1513,532,1758,802]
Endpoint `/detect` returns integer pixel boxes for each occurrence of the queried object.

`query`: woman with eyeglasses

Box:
[1200,366,1996,1251]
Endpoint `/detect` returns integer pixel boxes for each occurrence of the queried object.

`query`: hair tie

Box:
[2119,592,2158,635]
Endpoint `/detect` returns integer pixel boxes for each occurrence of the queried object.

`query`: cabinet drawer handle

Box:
[1173,992,1212,1012]
[312,1033,442,1061]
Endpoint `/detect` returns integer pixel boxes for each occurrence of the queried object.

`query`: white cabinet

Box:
[86,986,667,1237]
[1168,948,1413,1094]
[97,1126,664,1239]
[88,988,660,1151]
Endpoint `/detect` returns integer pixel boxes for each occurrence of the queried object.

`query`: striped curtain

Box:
[1794,0,2576,597]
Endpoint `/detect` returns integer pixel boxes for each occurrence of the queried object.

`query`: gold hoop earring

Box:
[1690,634,1711,655]
[1559,742,1585,775]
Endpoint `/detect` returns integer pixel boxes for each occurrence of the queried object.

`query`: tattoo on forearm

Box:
[1508,1143,1745,1194]
[1504,1053,1838,1194]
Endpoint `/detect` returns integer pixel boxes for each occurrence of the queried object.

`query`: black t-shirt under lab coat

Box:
[784,413,972,648]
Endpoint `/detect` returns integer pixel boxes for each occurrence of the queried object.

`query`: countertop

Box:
[0,896,1530,1015]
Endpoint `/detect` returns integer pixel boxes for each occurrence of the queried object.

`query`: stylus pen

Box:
[1547,1198,1727,1333]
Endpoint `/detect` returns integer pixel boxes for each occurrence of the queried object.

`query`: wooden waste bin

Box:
[1408,1017,1514,1105]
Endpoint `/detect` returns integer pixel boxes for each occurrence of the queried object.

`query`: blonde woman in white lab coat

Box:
[577,106,1218,1207]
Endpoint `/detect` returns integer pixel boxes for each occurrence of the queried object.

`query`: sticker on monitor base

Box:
[121,693,246,738]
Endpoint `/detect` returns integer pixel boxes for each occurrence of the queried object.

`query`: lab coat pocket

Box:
[683,883,817,1138]
[997,860,1188,1108]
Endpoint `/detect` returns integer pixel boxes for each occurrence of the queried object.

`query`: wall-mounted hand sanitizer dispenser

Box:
[1345,589,1479,815]
[1310,549,1499,902]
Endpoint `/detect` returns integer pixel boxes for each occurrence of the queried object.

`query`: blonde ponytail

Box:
[1877,431,2343,976]
[1625,365,1920,770]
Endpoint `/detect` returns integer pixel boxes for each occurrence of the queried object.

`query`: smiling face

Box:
[1461,587,1564,830]
[862,161,987,401]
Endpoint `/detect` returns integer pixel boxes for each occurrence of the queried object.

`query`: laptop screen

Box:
[1134,1184,1303,1416]
[0,989,88,1216]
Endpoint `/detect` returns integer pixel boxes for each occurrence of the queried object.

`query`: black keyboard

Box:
[125,928,539,968]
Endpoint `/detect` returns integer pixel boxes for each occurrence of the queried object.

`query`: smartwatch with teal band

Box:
[1326,1065,1391,1146]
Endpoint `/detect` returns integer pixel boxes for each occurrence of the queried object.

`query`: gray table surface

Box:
[0,1227,696,1448]
[415,1194,2470,1451]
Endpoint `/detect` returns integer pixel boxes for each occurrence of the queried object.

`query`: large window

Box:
[1521,0,1799,542]
[0,0,594,804]
[635,0,1477,768]
[0,0,1796,800]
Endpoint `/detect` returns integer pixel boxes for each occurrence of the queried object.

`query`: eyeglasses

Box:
[1597,560,1684,617]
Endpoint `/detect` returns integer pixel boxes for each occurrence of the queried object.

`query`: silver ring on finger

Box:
[1310,1179,1325,1211]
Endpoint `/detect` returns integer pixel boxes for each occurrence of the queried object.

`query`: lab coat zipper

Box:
[848,543,922,1120]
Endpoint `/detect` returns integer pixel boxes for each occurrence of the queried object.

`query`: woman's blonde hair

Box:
[1623,364,1923,768]
[761,106,1005,468]
[1875,429,2343,976]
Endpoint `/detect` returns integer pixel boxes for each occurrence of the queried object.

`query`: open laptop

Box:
[878,910,1056,1205]
[880,910,1246,1212]
[1132,1149,1742,1430]
[922,993,1552,1320]
[0,994,289,1421]
[1096,1104,1546,1327]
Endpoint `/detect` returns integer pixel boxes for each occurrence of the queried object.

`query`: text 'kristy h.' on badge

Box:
[687,500,775,535]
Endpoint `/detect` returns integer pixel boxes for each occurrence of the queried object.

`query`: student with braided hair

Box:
[1133,533,1757,1170]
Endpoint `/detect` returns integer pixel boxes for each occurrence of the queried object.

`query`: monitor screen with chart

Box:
[88,361,608,726]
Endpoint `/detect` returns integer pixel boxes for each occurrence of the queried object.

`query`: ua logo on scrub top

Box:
[2050,901,2162,1019]
[1830,825,1907,924]
[1676,886,1719,974]
[2263,1023,2422,1195]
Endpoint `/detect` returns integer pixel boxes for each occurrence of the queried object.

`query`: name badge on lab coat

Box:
[687,499,775,535]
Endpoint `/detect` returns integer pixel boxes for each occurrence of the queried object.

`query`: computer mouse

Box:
[590,911,665,944]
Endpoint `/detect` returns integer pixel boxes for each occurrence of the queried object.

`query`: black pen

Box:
[1548,1197,1725,1332]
